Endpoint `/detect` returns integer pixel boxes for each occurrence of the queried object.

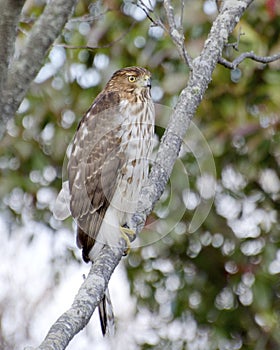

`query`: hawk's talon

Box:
[120,226,135,255]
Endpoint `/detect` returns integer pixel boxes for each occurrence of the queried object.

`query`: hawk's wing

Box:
[68,91,125,261]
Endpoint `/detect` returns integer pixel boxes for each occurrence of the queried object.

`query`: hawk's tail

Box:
[98,288,115,336]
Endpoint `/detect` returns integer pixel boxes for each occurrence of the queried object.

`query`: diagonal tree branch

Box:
[0,0,78,140]
[24,245,124,350]
[27,1,254,349]
[132,0,254,232]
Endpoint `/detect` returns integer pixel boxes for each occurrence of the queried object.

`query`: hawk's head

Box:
[106,67,152,97]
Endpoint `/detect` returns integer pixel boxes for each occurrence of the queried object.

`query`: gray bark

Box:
[28,246,123,350]
[0,0,78,139]
[0,0,25,98]
[27,1,254,349]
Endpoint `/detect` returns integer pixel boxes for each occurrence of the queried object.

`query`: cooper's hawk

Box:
[67,66,155,335]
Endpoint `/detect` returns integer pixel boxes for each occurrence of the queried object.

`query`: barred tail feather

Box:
[98,288,115,336]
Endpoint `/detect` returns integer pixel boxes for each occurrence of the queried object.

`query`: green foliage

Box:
[1,0,280,349]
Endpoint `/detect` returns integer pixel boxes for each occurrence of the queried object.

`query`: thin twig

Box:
[57,21,136,50]
[225,26,245,51]
[180,0,184,29]
[69,12,107,23]
[219,51,280,69]
[136,0,162,27]
[137,0,193,69]
[163,0,176,29]
[163,0,193,69]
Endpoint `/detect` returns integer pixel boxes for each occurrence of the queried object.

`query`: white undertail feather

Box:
[53,181,71,220]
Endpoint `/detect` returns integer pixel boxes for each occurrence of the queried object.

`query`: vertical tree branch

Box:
[163,0,193,68]
[0,0,78,140]
[0,0,25,103]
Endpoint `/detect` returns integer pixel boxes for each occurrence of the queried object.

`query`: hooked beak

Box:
[142,75,152,88]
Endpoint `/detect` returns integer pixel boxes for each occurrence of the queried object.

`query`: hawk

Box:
[67,66,155,335]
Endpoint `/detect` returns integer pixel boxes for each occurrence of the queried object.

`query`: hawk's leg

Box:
[120,224,135,256]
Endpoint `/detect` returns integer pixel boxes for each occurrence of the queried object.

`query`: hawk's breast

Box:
[112,99,154,224]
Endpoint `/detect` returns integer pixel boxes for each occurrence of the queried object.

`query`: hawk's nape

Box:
[67,66,155,336]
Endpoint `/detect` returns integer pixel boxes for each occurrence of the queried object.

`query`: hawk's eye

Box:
[128,76,136,83]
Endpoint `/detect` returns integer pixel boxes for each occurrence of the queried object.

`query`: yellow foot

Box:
[120,226,135,256]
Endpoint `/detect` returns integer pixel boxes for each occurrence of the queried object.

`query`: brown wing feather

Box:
[68,90,125,262]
